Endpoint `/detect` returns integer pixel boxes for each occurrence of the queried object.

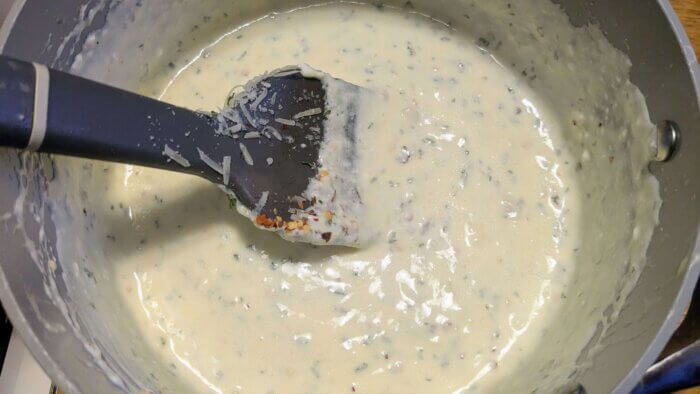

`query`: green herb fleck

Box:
[228,196,237,209]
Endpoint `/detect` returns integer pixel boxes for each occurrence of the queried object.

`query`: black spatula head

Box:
[215,68,328,218]
[190,67,367,245]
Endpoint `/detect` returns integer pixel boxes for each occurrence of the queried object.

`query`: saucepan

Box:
[0,0,698,393]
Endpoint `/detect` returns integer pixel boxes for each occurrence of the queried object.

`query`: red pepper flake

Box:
[609,155,615,163]
[351,386,356,392]
[321,232,332,242]
[255,214,275,227]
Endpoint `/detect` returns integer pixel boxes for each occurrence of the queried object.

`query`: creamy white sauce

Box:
[26,0,660,393]
[124,7,581,390]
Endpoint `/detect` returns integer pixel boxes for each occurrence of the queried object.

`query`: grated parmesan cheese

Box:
[227,124,243,134]
[221,109,242,124]
[275,118,296,126]
[293,107,323,119]
[239,143,254,166]
[268,126,283,141]
[162,144,191,167]
[254,191,269,213]
[250,87,268,111]
[239,101,257,128]
[271,69,302,78]
[222,156,231,185]
[197,148,224,174]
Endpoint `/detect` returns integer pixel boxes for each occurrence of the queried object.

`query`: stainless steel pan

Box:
[0,0,697,393]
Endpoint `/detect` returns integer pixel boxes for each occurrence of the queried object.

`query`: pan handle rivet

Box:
[655,120,680,162]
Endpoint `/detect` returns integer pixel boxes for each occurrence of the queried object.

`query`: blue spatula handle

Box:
[0,55,233,183]
[631,340,700,394]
